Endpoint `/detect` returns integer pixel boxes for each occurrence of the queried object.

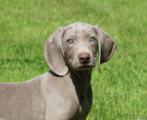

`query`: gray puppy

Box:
[0,22,116,120]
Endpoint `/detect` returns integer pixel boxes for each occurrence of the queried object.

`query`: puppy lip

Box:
[73,64,95,70]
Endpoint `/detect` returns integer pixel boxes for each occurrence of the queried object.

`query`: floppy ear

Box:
[44,27,68,76]
[95,26,116,64]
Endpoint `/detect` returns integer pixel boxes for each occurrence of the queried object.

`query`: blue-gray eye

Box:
[66,39,73,44]
[89,37,96,42]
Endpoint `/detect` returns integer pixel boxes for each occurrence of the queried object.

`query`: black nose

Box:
[79,53,90,64]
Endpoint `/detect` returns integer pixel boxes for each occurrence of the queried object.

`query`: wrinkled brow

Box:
[63,25,95,38]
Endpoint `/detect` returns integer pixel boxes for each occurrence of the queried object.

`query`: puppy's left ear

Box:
[94,26,116,64]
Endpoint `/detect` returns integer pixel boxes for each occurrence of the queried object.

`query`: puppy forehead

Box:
[64,23,95,36]
[69,22,93,30]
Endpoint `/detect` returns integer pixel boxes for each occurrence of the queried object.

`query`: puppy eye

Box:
[66,39,74,44]
[89,37,96,42]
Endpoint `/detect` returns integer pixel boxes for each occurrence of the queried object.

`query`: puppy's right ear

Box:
[44,27,68,76]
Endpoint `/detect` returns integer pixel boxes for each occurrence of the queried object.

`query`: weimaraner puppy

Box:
[0,22,116,120]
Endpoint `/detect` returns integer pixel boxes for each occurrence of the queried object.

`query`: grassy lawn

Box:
[0,0,147,119]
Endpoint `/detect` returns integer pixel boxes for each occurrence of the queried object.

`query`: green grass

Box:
[0,0,147,119]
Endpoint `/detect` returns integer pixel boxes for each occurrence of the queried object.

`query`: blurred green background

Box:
[0,0,147,119]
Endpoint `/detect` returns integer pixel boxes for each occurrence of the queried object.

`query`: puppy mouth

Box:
[78,65,93,70]
[70,58,96,70]
[73,64,95,70]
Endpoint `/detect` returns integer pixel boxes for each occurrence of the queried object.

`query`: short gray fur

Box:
[0,22,116,120]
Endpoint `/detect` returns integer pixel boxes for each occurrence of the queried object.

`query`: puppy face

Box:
[62,23,98,70]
